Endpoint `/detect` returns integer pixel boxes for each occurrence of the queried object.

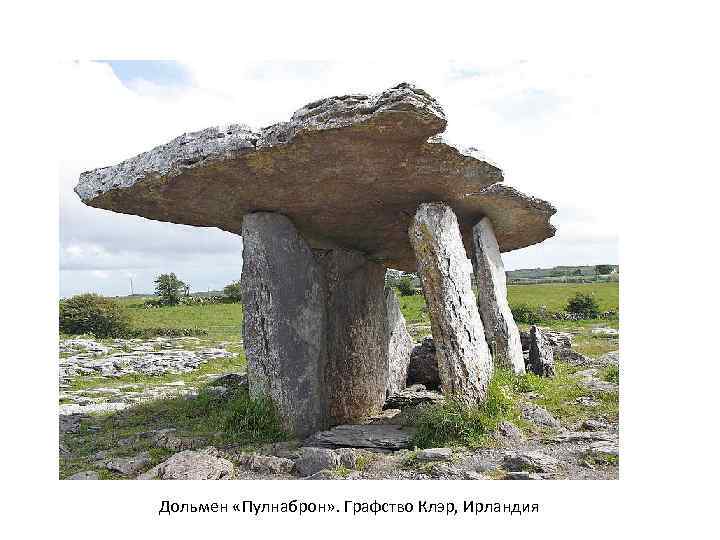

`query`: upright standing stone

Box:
[528,325,555,377]
[241,213,328,437]
[408,203,493,404]
[384,287,414,396]
[315,249,390,424]
[472,217,525,374]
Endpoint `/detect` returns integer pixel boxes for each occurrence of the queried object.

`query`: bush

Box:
[124,327,209,339]
[565,292,600,318]
[223,280,243,302]
[510,303,543,324]
[397,276,416,296]
[59,294,131,338]
[412,369,519,448]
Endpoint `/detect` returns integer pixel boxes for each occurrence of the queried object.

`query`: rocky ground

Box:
[59,328,619,480]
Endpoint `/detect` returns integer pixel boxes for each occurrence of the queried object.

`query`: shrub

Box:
[59,294,131,338]
[510,303,543,324]
[412,369,519,448]
[565,292,600,318]
[223,280,243,302]
[124,327,209,339]
[397,276,416,296]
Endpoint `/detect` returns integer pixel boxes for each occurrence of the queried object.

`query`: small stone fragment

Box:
[294,448,340,477]
[416,448,453,462]
[67,471,99,480]
[106,452,151,476]
[503,451,560,473]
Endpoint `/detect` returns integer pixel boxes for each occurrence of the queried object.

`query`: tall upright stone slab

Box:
[528,325,556,377]
[408,203,493,404]
[241,213,328,437]
[384,287,414,396]
[315,249,390,424]
[472,217,525,374]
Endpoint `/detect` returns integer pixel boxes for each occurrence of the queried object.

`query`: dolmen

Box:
[75,83,556,437]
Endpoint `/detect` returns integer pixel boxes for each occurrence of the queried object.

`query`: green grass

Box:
[408,361,620,450]
[397,294,428,323]
[116,297,243,342]
[60,385,289,479]
[601,364,620,384]
[513,364,619,425]
[411,368,523,449]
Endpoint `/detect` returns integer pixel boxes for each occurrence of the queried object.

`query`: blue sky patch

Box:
[96,60,193,89]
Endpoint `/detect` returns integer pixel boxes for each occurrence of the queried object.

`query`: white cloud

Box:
[59,59,618,297]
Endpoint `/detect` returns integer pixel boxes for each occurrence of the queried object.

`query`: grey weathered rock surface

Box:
[241,213,328,437]
[384,287,413,396]
[497,420,525,442]
[139,448,233,480]
[383,384,444,409]
[68,471,99,480]
[75,83,556,272]
[503,451,561,473]
[528,325,555,377]
[305,424,416,450]
[407,337,440,390]
[106,452,151,476]
[317,249,389,424]
[295,447,340,477]
[416,448,453,462]
[409,203,493,404]
[236,454,295,475]
[471,217,525,373]
[521,403,561,428]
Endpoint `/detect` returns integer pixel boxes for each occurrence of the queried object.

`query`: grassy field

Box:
[116,297,244,342]
[111,282,619,351]
[507,282,619,312]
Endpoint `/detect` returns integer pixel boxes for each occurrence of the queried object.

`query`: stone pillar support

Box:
[242,213,399,436]
[241,213,328,437]
[471,217,526,374]
[408,203,493,404]
[315,249,390,425]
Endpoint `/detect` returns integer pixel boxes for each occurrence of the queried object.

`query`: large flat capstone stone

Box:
[409,203,493,404]
[304,424,416,450]
[75,83,556,272]
[472,217,525,373]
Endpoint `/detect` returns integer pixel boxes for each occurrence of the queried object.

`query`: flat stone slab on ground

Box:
[305,424,416,450]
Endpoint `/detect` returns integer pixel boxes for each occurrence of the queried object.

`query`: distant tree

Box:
[595,264,614,276]
[572,269,583,276]
[153,273,186,306]
[223,280,243,302]
[397,275,416,296]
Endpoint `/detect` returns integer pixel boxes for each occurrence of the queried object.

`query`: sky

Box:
[59,59,618,298]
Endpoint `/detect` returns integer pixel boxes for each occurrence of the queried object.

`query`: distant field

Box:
[116,297,244,342]
[113,281,618,343]
[507,282,619,312]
